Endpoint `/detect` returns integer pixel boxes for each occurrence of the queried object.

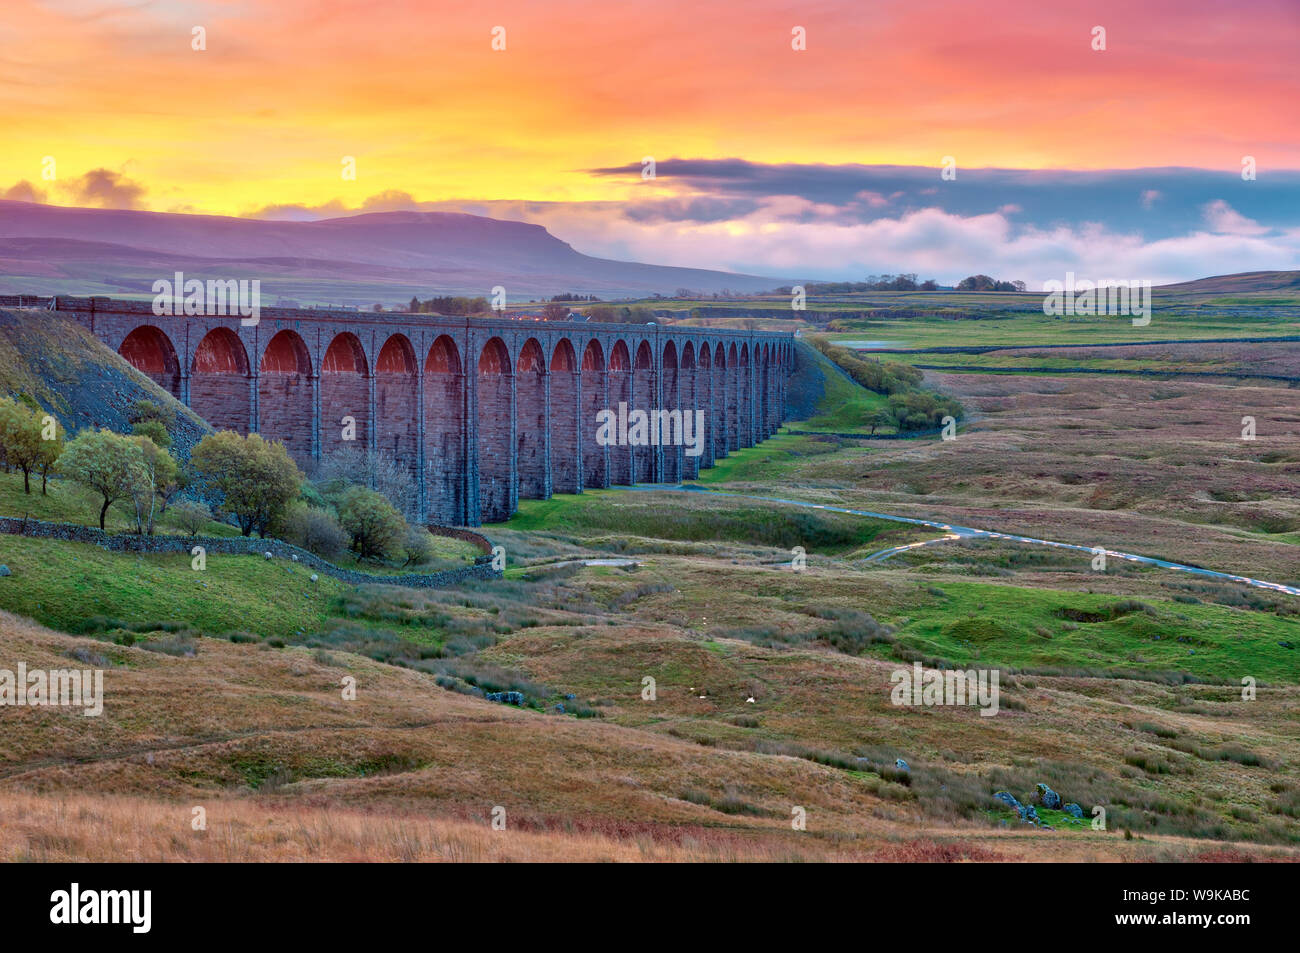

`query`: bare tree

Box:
[315,447,419,518]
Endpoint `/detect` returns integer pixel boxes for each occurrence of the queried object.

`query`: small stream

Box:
[622,485,1300,597]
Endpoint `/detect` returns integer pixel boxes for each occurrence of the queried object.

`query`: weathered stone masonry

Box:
[51,296,794,526]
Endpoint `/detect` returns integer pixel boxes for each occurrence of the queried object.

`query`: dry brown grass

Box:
[761,371,1300,582]
[5,606,1299,862]
[0,791,821,862]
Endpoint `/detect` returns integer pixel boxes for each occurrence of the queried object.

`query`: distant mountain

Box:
[1156,270,1300,297]
[0,201,784,304]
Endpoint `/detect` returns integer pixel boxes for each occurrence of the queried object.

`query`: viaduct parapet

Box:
[21,296,795,526]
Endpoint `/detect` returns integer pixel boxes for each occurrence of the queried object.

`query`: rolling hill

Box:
[0,201,784,304]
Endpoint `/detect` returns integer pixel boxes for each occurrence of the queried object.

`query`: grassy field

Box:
[825,314,1300,350]
[0,470,242,536]
[0,470,481,574]
[4,296,1300,861]
[790,355,895,432]
[504,486,925,556]
[0,534,345,639]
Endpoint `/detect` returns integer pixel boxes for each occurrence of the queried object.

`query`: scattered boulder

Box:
[264,551,273,560]
[310,574,319,583]
[486,690,525,706]
[1023,805,1040,823]
[993,791,1023,812]
[1036,783,1062,810]
[1063,802,1084,819]
[0,565,11,577]
[895,758,910,771]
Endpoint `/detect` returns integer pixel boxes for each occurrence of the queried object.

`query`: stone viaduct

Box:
[41,296,795,526]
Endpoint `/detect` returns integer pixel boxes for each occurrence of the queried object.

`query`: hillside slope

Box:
[1156,270,1300,297]
[0,306,208,453]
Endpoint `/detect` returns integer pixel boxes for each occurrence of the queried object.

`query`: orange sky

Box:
[2,0,1297,217]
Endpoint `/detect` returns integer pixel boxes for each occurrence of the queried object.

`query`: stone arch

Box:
[118,326,181,399]
[476,336,514,522]
[516,338,547,500]
[633,339,655,482]
[726,342,740,452]
[697,342,715,469]
[258,329,312,461]
[660,340,681,483]
[581,339,607,489]
[375,334,419,498]
[679,341,698,480]
[607,339,632,485]
[189,327,249,432]
[761,342,775,437]
[738,342,752,447]
[550,338,580,494]
[424,334,465,525]
[321,332,369,463]
[710,342,728,459]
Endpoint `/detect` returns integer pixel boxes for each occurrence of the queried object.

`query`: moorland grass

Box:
[505,487,904,554]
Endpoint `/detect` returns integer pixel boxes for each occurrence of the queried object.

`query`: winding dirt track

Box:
[627,485,1300,597]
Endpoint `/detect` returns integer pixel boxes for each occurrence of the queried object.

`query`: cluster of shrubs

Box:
[275,485,431,567]
[5,391,442,567]
[809,337,964,431]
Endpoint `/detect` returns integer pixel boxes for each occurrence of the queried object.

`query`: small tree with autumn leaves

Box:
[189,431,303,537]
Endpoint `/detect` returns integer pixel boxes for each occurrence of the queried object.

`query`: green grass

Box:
[690,432,846,484]
[825,313,1300,350]
[0,534,343,639]
[876,349,1284,378]
[888,580,1300,683]
[795,362,893,432]
[0,470,241,536]
[504,487,904,554]
[0,471,479,571]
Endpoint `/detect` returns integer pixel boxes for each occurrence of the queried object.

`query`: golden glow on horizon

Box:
[1,0,1296,217]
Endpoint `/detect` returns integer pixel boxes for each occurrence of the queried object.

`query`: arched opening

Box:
[660,340,681,483]
[726,342,740,453]
[258,329,312,462]
[698,342,715,470]
[424,335,465,525]
[549,339,580,494]
[679,342,698,480]
[738,343,752,447]
[321,332,369,463]
[375,334,419,501]
[760,343,773,438]
[633,340,655,483]
[516,338,547,500]
[476,336,514,522]
[607,340,632,485]
[581,339,607,489]
[190,327,249,432]
[118,326,181,399]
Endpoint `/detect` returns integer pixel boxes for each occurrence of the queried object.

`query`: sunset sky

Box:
[2,0,1298,282]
